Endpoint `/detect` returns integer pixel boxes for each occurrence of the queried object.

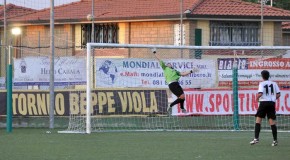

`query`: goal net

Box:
[60,43,290,133]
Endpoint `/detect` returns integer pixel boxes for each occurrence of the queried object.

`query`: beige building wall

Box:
[56,24,74,56]
[75,24,82,51]
[118,23,128,44]
[188,21,197,46]
[263,21,274,46]
[130,21,174,45]
[196,20,210,46]
[75,21,199,58]
[22,25,47,56]
[20,25,74,56]
[33,20,280,57]
[127,21,202,58]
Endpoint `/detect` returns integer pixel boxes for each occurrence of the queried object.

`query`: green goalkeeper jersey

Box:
[160,60,181,84]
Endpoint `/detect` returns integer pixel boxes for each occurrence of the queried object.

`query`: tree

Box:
[274,0,290,10]
[243,0,290,10]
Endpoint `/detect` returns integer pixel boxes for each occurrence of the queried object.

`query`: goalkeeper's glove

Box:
[190,68,199,73]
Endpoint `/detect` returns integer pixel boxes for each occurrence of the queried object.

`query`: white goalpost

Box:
[86,43,92,134]
[59,43,290,134]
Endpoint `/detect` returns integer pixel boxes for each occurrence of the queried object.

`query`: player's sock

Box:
[179,99,185,109]
[271,125,277,141]
[254,123,261,139]
[170,98,181,107]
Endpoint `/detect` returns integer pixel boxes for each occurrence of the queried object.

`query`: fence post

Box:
[232,53,240,130]
[6,46,13,133]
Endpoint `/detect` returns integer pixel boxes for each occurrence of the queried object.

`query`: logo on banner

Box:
[20,59,27,73]
[99,60,118,84]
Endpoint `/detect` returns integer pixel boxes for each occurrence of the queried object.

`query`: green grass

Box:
[0,128,289,160]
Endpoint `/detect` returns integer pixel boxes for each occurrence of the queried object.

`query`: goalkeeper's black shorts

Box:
[255,101,276,120]
[168,82,184,97]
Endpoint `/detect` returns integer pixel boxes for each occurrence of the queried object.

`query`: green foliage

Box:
[243,0,257,3]
[243,0,290,10]
[274,0,290,10]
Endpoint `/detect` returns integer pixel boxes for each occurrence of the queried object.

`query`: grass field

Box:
[0,129,289,160]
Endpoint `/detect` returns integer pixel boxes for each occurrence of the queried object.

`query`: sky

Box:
[0,0,80,9]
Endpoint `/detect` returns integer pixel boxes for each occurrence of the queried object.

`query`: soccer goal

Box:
[59,43,290,134]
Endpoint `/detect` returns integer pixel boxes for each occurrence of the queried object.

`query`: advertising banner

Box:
[218,58,290,86]
[13,56,86,86]
[0,89,167,116]
[96,58,216,88]
[171,89,290,116]
[0,77,5,89]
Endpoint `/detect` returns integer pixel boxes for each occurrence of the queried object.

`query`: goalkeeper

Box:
[152,49,198,113]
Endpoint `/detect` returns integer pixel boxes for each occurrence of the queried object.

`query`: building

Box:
[2,0,290,62]
[0,3,36,76]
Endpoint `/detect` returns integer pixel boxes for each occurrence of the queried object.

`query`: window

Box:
[283,33,290,46]
[81,23,118,48]
[210,21,260,46]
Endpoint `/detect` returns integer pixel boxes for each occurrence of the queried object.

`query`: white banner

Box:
[96,58,216,88]
[171,89,290,115]
[217,58,290,86]
[0,77,5,89]
[14,57,86,85]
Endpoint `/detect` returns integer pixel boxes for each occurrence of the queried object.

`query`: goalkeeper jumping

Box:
[152,49,198,113]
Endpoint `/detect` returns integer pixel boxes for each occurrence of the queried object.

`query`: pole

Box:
[232,51,239,130]
[180,0,183,58]
[91,0,95,88]
[49,0,55,129]
[86,43,92,134]
[91,0,95,43]
[6,46,12,133]
[4,0,7,76]
[260,0,264,46]
[66,32,68,56]
[38,31,41,55]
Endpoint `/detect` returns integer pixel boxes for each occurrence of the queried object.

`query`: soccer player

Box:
[152,49,198,113]
[250,70,281,146]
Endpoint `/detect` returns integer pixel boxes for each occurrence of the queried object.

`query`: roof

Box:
[191,0,290,17]
[282,22,290,29]
[0,3,35,20]
[9,0,201,23]
[6,0,290,24]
